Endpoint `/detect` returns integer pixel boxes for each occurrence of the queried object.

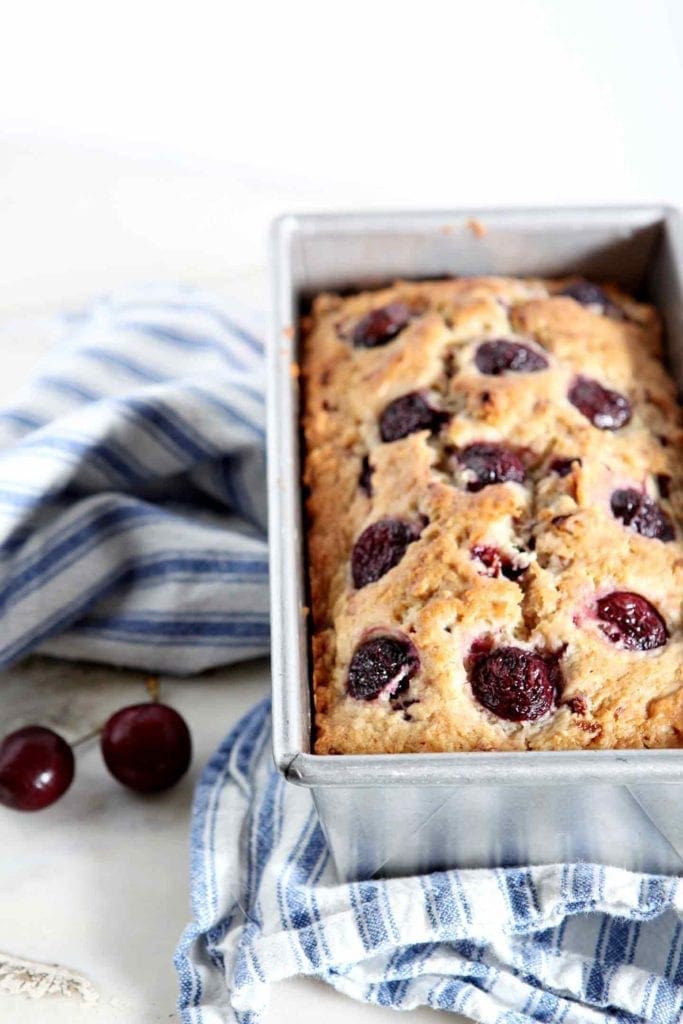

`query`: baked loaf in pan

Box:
[301,276,683,753]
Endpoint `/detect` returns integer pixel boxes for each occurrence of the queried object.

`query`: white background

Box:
[1,0,683,314]
[0,1,681,1021]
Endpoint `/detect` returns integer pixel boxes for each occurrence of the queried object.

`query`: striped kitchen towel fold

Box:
[176,699,683,1024]
[0,285,269,673]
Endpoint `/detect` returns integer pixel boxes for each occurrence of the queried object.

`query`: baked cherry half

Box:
[379,392,448,443]
[352,303,411,348]
[475,340,548,375]
[568,376,632,430]
[457,443,526,491]
[347,635,420,700]
[352,517,424,588]
[469,646,557,721]
[595,591,668,651]
[610,488,674,541]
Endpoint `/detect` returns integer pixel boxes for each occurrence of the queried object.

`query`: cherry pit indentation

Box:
[568,376,632,430]
[475,339,548,375]
[457,443,526,492]
[610,488,674,542]
[352,517,425,588]
[595,591,668,651]
[352,303,411,348]
[347,634,420,700]
[380,392,448,443]
[468,645,558,721]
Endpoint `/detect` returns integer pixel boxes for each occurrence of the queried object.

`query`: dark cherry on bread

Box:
[595,591,668,651]
[610,488,674,541]
[352,517,424,588]
[353,303,411,348]
[559,279,622,317]
[457,443,526,491]
[469,645,557,721]
[475,340,548,375]
[560,280,610,306]
[347,635,420,700]
[568,376,632,430]
[380,392,448,443]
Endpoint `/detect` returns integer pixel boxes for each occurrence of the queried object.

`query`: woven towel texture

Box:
[176,701,683,1024]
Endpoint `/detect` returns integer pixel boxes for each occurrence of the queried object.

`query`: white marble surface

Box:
[0,657,266,1023]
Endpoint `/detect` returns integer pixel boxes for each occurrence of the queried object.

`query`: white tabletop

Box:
[0,5,682,1016]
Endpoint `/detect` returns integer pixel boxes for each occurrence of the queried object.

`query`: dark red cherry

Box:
[559,280,612,308]
[610,489,674,541]
[347,635,420,700]
[0,726,74,811]
[469,634,494,661]
[379,393,448,443]
[352,517,424,588]
[568,376,631,430]
[595,592,668,651]
[549,456,581,477]
[559,280,624,318]
[469,646,556,721]
[101,704,192,793]
[475,340,548,375]
[353,303,410,348]
[458,443,526,491]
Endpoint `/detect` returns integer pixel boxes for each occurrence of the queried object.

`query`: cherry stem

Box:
[145,676,161,703]
[71,724,103,748]
[69,678,161,749]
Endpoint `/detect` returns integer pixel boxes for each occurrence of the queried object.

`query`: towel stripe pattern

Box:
[0,286,269,673]
[176,700,683,1024]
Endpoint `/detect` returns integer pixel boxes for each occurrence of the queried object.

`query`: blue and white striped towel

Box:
[0,285,269,673]
[176,700,683,1024]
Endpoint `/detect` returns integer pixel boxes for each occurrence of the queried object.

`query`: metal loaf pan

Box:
[267,206,683,881]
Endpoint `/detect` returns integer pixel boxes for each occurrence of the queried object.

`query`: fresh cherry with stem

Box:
[0,678,192,810]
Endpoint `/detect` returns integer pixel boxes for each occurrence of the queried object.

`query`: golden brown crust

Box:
[301,277,683,754]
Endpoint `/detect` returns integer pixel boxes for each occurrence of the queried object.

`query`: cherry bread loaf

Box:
[301,277,683,753]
